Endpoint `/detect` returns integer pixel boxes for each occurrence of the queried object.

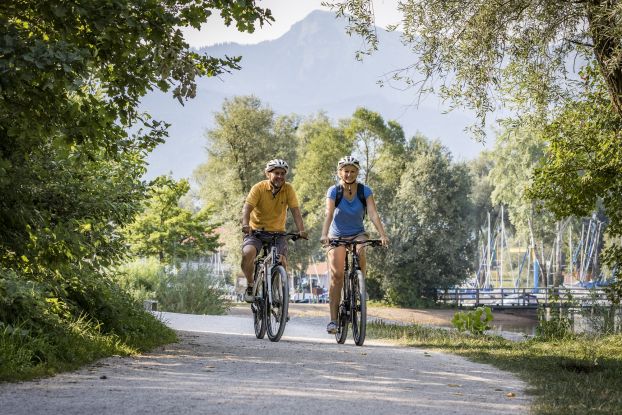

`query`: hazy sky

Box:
[181,0,401,48]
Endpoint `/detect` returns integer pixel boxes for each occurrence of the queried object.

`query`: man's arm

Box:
[241,202,254,234]
[289,207,307,239]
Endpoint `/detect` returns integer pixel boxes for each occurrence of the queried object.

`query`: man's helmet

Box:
[337,155,360,170]
[265,159,289,172]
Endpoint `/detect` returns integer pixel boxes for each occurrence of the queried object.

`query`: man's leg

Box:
[241,236,260,302]
[241,245,257,286]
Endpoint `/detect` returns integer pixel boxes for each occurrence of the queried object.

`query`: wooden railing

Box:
[437,287,611,309]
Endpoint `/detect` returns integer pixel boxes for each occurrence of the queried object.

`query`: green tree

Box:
[291,114,353,273]
[124,176,219,264]
[194,96,298,276]
[489,121,554,242]
[0,0,273,371]
[376,136,474,306]
[327,1,622,130]
[530,66,622,270]
[345,108,393,183]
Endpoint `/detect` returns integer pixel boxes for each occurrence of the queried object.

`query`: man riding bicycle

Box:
[320,155,389,334]
[241,159,308,302]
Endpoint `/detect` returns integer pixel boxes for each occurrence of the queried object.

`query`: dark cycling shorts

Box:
[242,233,288,257]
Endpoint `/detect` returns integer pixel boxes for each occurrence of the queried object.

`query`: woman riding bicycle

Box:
[320,155,389,334]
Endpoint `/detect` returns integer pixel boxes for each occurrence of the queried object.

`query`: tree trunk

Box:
[586,1,622,117]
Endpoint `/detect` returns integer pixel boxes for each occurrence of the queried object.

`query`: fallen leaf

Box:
[447,384,462,388]
[506,392,516,398]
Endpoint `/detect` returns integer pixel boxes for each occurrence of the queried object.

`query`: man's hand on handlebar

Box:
[298,230,309,240]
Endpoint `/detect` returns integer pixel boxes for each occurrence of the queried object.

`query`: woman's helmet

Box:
[337,155,360,170]
[265,159,289,172]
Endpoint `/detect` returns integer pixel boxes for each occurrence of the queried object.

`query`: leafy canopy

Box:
[325,0,622,135]
[124,176,220,264]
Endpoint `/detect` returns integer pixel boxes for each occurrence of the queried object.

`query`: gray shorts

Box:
[242,233,288,257]
[327,232,368,241]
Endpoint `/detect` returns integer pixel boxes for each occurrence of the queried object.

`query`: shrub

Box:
[156,266,231,315]
[452,306,493,335]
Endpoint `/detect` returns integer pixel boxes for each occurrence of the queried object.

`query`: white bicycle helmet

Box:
[265,159,289,172]
[337,155,360,169]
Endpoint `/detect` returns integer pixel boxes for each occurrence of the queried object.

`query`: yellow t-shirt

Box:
[246,181,299,232]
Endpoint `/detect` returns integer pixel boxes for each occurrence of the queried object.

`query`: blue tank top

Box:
[327,184,372,237]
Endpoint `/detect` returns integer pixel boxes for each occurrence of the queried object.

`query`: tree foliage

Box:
[124,176,220,264]
[0,0,272,373]
[326,0,622,134]
[530,66,622,269]
[374,137,474,306]
[194,96,298,274]
[196,100,477,301]
[489,120,556,242]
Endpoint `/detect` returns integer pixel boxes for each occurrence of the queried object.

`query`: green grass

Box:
[367,321,622,415]
[0,311,176,382]
[0,269,177,382]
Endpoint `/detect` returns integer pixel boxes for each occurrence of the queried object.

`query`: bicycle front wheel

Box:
[253,270,267,339]
[351,270,367,346]
[267,265,289,342]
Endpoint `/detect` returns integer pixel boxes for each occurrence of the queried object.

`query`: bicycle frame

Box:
[254,239,280,306]
[329,238,382,345]
[250,231,301,342]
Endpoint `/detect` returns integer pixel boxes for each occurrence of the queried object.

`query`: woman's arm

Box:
[320,197,336,245]
[366,195,389,246]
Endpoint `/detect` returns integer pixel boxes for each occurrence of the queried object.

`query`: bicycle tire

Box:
[253,269,267,339]
[267,266,289,342]
[351,270,367,346]
[335,278,349,344]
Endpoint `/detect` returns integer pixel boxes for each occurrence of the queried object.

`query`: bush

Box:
[156,266,231,315]
[536,306,573,340]
[452,306,493,335]
[115,258,164,303]
[115,259,231,315]
[0,268,176,381]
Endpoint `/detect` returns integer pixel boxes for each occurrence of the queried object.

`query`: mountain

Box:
[141,10,489,180]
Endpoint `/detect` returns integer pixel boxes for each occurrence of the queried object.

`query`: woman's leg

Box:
[328,246,346,322]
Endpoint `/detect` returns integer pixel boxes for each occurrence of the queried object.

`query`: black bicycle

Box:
[329,239,382,346]
[250,231,301,342]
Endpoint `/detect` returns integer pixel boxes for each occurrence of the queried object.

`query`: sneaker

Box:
[244,285,254,303]
[326,321,338,334]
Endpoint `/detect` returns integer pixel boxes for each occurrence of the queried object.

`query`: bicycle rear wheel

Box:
[335,281,349,344]
[267,266,289,342]
[351,270,367,346]
[252,270,267,339]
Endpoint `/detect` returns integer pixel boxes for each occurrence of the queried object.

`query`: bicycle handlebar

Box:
[328,239,383,248]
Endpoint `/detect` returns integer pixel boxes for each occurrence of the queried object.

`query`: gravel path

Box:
[0,311,532,414]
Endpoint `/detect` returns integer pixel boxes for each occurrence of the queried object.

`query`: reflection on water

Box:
[492,322,537,336]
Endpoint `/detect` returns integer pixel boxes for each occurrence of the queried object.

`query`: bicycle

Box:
[328,239,382,346]
[250,231,302,342]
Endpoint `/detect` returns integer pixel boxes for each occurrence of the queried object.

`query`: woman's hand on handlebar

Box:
[380,235,390,247]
